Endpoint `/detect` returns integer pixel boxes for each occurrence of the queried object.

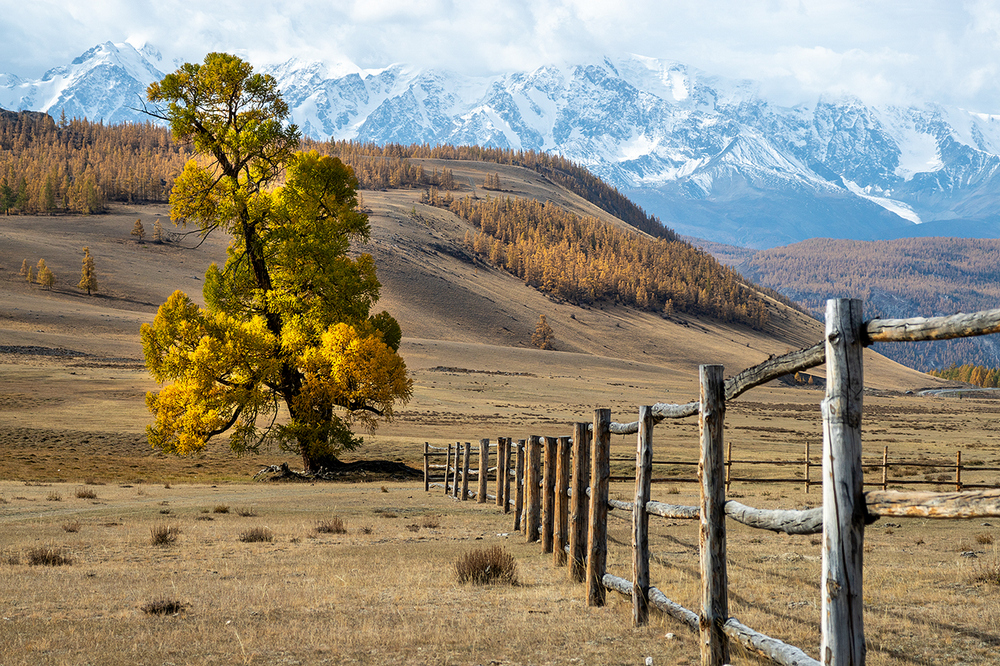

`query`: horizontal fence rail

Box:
[424,301,1000,666]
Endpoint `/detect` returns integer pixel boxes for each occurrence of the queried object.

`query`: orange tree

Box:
[141,53,411,471]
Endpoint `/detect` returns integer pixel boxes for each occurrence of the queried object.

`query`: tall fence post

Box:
[554,435,571,567]
[633,406,653,627]
[699,365,729,666]
[956,451,962,491]
[569,422,590,583]
[805,440,811,494]
[526,436,542,543]
[587,409,611,607]
[821,298,866,666]
[478,439,489,504]
[514,440,525,531]
[423,442,429,492]
[496,438,506,508]
[452,442,460,498]
[542,436,557,554]
[882,446,889,492]
[445,443,453,496]
[461,442,471,501]
[503,438,512,512]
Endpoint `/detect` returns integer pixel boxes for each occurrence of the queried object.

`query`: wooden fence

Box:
[424,300,1000,666]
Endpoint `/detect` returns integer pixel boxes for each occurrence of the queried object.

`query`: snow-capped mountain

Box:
[5,44,1000,248]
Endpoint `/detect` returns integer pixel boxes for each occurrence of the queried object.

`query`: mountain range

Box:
[4,41,1000,249]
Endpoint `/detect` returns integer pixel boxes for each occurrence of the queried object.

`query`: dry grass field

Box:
[2,160,998,664]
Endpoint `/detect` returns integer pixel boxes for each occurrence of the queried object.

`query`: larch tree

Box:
[78,246,98,295]
[153,218,164,243]
[532,314,554,350]
[131,219,146,242]
[38,263,55,290]
[141,53,411,472]
[19,259,29,280]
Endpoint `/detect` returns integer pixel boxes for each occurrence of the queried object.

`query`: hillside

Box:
[0,155,939,458]
[740,237,1000,370]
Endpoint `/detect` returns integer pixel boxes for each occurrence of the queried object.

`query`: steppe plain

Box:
[1,161,999,664]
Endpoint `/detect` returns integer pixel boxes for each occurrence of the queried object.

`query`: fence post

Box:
[514,440,525,531]
[633,406,653,627]
[805,440,811,494]
[478,439,489,504]
[526,436,542,543]
[503,438,513,513]
[699,365,729,666]
[461,442,471,501]
[821,298,866,666]
[587,409,611,607]
[956,451,962,491]
[453,442,460,498]
[725,441,732,493]
[445,443,453,496]
[542,436,557,554]
[423,442,429,492]
[882,446,889,492]
[496,438,506,507]
[569,422,590,583]
[554,435,571,567]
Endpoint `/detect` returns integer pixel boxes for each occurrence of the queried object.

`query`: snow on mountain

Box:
[4,45,1000,247]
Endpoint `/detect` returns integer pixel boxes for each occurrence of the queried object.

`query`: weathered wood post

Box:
[514,440,525,531]
[725,441,732,493]
[451,442,462,498]
[957,451,962,491]
[554,435,571,567]
[526,435,542,542]
[496,438,506,507]
[423,442,429,492]
[503,437,512,513]
[478,439,489,504]
[821,298,866,666]
[699,365,729,666]
[542,436,557,553]
[633,406,653,627]
[587,409,611,607]
[569,422,591,583]
[882,446,889,492]
[461,442,471,501]
[445,443,453,496]
[805,441,811,494]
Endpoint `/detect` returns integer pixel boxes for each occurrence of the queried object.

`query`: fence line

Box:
[424,300,1000,666]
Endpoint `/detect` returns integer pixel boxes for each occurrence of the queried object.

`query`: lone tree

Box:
[532,314,554,350]
[78,246,98,295]
[38,262,55,290]
[152,218,164,243]
[131,219,146,242]
[141,53,411,472]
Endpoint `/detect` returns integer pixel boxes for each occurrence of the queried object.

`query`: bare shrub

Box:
[141,598,186,615]
[62,521,82,533]
[976,532,994,545]
[27,546,72,566]
[421,516,441,529]
[314,517,346,534]
[196,515,214,521]
[212,505,230,514]
[359,525,373,535]
[159,509,171,515]
[150,524,181,546]
[239,527,273,543]
[235,506,258,517]
[968,549,1000,586]
[455,545,518,586]
[46,492,62,502]
[75,487,97,499]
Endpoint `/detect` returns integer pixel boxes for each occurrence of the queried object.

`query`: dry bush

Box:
[239,527,273,543]
[968,549,1000,586]
[46,492,62,501]
[159,509,171,515]
[235,506,258,517]
[976,532,994,545]
[26,546,72,566]
[212,505,230,514]
[359,525,373,535]
[141,598,186,615]
[195,515,213,521]
[150,524,181,546]
[62,521,82,533]
[455,545,518,586]
[315,517,347,534]
[421,516,441,529]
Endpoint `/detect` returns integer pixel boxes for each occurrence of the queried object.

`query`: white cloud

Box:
[2,0,1000,110]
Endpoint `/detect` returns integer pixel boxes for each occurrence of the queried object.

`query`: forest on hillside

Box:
[0,110,189,214]
[741,237,1000,370]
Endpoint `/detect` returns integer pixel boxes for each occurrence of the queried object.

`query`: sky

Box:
[3,0,1000,111]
